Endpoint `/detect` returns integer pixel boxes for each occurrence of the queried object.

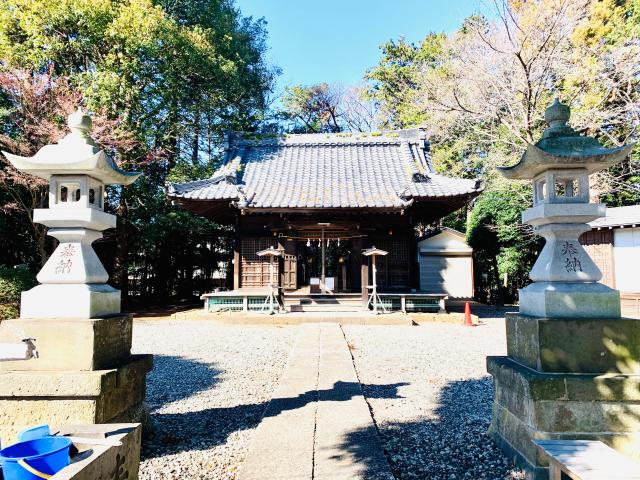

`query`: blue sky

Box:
[236,0,483,93]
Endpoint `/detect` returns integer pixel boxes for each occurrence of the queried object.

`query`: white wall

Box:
[418,230,471,253]
[418,230,474,298]
[614,227,640,293]
[419,255,473,297]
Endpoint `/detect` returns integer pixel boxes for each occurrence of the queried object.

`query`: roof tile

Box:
[168,130,481,209]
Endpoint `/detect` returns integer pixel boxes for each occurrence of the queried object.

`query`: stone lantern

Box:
[0,110,151,443]
[488,99,638,478]
[3,109,140,318]
[497,99,634,318]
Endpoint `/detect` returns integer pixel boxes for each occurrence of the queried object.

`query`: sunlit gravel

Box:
[132,313,524,480]
[132,321,296,480]
[343,314,525,480]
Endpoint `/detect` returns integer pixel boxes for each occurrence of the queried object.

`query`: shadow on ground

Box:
[142,355,407,460]
[333,377,524,480]
[145,354,222,410]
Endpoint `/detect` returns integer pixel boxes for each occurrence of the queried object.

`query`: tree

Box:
[467,183,543,304]
[365,0,640,302]
[0,69,138,266]
[280,83,381,134]
[365,33,446,129]
[0,0,275,305]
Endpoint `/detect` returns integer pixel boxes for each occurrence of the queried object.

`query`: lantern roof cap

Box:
[256,246,282,257]
[362,246,388,256]
[2,108,141,185]
[498,99,635,180]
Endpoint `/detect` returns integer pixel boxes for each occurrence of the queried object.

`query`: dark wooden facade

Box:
[231,212,419,296]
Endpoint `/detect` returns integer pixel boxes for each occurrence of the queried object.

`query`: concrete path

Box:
[238,323,394,480]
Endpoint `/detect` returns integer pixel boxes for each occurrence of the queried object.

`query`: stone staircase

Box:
[284,293,364,312]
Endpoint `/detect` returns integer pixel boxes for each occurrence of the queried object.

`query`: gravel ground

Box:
[131,313,523,480]
[343,313,525,480]
[132,321,296,480]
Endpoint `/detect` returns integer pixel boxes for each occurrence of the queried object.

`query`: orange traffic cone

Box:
[464,301,475,327]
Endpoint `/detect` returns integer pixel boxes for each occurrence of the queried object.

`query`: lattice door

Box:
[371,237,410,288]
[283,254,297,290]
[240,237,277,288]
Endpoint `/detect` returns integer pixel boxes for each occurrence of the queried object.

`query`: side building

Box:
[582,205,640,318]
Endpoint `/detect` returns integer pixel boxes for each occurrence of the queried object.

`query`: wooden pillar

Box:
[408,229,419,290]
[233,214,242,291]
[276,238,285,286]
[233,236,241,291]
[360,238,370,308]
[351,236,362,293]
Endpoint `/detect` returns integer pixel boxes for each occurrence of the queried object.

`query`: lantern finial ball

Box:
[544,98,570,128]
[68,107,92,133]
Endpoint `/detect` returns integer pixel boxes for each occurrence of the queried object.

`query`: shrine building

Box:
[168,129,481,313]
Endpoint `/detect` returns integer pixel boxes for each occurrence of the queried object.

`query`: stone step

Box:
[291,299,363,306]
[284,295,363,308]
[289,304,364,312]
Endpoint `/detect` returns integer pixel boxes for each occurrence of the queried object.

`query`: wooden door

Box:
[282,239,297,290]
[372,237,410,288]
[240,237,273,287]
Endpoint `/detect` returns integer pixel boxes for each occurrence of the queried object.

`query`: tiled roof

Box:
[590,205,640,228]
[168,129,482,210]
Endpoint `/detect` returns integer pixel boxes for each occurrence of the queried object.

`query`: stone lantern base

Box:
[0,315,152,443]
[518,282,621,319]
[20,283,121,319]
[487,313,640,479]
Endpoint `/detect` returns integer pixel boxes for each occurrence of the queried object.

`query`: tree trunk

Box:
[191,108,200,166]
[34,224,51,267]
[492,254,504,307]
[114,189,129,307]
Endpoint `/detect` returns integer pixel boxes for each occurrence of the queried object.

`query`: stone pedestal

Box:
[19,284,121,323]
[0,315,152,443]
[487,313,640,479]
[518,282,621,319]
[54,423,142,480]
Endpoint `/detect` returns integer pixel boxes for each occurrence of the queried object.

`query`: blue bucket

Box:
[17,425,50,443]
[0,436,72,480]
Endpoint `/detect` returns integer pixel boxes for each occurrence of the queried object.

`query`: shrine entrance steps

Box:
[284,293,363,313]
[237,323,394,480]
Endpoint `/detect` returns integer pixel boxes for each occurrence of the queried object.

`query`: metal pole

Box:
[269,256,274,313]
[321,228,326,293]
[372,255,377,313]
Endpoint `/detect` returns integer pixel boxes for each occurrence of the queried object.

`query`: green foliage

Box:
[365,0,640,303]
[365,33,445,129]
[0,266,37,319]
[467,184,542,304]
[0,0,275,305]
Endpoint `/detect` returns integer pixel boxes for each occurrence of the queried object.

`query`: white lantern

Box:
[2,109,141,318]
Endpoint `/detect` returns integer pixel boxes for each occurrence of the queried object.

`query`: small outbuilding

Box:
[583,205,640,318]
[417,228,474,298]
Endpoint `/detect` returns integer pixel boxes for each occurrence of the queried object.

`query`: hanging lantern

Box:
[337,238,341,246]
[318,239,321,246]
[327,238,331,246]
[306,238,311,247]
